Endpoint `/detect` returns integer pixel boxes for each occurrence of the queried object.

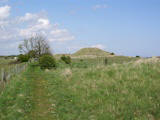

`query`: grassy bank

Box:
[0,59,160,119]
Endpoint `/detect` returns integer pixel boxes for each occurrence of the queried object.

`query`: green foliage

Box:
[27,50,37,59]
[136,55,140,58]
[41,52,53,57]
[4,56,8,59]
[110,52,115,55]
[39,55,56,69]
[61,55,71,64]
[18,54,29,63]
[80,59,83,62]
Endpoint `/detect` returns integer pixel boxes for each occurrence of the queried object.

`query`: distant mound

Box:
[72,48,112,58]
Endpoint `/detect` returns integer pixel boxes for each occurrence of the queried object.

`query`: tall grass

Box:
[45,58,160,119]
[0,59,27,93]
[0,58,160,119]
[0,67,34,120]
[57,56,139,69]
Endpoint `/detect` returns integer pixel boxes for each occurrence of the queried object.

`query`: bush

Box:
[39,55,56,69]
[18,54,29,63]
[61,55,71,64]
[4,56,8,59]
[110,52,115,55]
[80,59,83,62]
[136,56,140,58]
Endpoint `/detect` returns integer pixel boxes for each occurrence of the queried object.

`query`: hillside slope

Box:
[72,48,112,57]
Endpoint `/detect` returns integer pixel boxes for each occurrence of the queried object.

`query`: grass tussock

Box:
[45,60,160,120]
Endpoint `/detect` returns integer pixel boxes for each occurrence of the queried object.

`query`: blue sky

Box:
[0,0,160,56]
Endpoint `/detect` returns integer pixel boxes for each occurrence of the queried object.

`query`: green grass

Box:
[0,59,14,68]
[57,56,139,69]
[0,59,17,72]
[0,58,160,119]
[45,60,160,120]
[54,48,113,58]
[0,67,34,120]
[0,59,27,92]
[72,48,111,57]
[0,59,16,90]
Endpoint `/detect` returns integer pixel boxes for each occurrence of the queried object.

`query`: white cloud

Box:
[0,5,10,29]
[0,11,75,54]
[37,18,50,29]
[0,20,8,28]
[93,4,108,10]
[49,29,75,42]
[19,18,51,37]
[91,44,105,49]
[0,5,10,19]
[18,13,39,22]
[18,13,75,42]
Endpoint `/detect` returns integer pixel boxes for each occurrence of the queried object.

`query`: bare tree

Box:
[19,35,52,58]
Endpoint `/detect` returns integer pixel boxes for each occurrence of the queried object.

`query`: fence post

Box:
[3,70,7,83]
[1,68,4,82]
[16,64,18,73]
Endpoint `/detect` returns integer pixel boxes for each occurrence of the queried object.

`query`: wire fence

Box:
[0,63,28,92]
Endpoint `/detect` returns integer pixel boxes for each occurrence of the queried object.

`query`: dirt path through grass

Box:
[29,68,54,120]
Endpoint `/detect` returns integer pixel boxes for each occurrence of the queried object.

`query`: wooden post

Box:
[1,69,7,83]
[1,68,4,82]
[16,64,18,73]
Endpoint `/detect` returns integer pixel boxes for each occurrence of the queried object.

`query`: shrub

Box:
[18,54,29,63]
[61,55,71,64]
[110,52,115,55]
[136,56,140,58]
[80,59,83,62]
[39,55,56,69]
[4,56,8,59]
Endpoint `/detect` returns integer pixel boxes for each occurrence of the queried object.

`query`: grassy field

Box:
[0,58,14,67]
[0,57,160,119]
[57,56,139,69]
[0,59,15,82]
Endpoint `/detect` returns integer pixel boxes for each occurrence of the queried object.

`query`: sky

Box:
[0,0,160,57]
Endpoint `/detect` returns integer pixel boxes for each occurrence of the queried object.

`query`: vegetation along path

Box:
[1,59,160,119]
[0,66,55,120]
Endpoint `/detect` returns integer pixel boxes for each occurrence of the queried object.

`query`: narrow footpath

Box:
[28,68,54,120]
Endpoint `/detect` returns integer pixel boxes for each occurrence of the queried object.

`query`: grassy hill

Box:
[72,48,112,57]
[54,48,138,65]
[54,48,137,61]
